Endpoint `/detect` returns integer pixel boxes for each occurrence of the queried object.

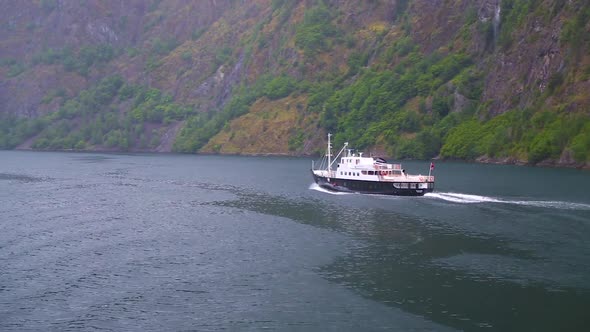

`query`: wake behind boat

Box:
[311,134,435,196]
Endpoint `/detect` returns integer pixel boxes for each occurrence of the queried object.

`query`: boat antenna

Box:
[330,141,348,169]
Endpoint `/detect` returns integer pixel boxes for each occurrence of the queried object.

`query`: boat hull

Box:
[311,171,434,196]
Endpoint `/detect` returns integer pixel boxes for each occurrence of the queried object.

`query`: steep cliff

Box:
[1,0,589,167]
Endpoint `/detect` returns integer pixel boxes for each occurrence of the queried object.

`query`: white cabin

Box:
[333,149,432,184]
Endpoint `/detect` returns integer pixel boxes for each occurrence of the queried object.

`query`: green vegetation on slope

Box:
[171,0,590,164]
[173,74,300,152]
[319,52,476,157]
[31,44,117,77]
[0,75,194,151]
[1,0,589,166]
[294,2,339,57]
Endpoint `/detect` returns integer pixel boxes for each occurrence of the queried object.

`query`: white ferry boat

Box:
[311,134,435,196]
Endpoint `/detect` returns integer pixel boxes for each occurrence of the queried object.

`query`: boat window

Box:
[410,183,416,189]
[362,171,367,175]
[400,183,408,189]
[393,183,401,188]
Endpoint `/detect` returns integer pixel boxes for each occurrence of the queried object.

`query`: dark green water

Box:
[1,151,589,331]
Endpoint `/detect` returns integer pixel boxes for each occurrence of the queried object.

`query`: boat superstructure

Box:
[311,134,435,196]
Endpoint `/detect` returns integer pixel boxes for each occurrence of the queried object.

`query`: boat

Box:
[311,134,435,196]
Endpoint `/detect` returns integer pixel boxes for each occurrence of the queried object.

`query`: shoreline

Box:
[8,147,590,170]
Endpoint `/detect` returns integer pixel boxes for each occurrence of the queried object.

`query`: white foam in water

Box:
[510,200,590,210]
[426,192,590,210]
[308,183,351,195]
[310,185,590,210]
[425,192,502,204]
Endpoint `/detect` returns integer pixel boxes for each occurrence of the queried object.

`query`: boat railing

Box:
[403,175,435,182]
[374,163,402,170]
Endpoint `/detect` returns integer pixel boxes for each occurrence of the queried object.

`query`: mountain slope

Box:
[1,0,589,167]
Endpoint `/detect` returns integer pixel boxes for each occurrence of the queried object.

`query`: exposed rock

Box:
[452,90,469,113]
[155,121,184,152]
[85,20,119,44]
[478,0,499,23]
[409,0,473,54]
[476,155,526,165]
[0,0,588,168]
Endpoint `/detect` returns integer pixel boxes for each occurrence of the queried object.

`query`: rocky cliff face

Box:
[0,0,233,114]
[1,0,589,167]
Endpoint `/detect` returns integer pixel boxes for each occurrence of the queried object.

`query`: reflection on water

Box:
[212,188,590,331]
[2,151,590,331]
[72,155,116,163]
[0,173,48,182]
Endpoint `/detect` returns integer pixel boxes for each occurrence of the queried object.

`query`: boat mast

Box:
[327,133,332,176]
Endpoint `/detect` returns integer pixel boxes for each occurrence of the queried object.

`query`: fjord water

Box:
[1,151,589,331]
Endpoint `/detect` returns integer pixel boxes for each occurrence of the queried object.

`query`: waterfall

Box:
[493,1,501,44]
